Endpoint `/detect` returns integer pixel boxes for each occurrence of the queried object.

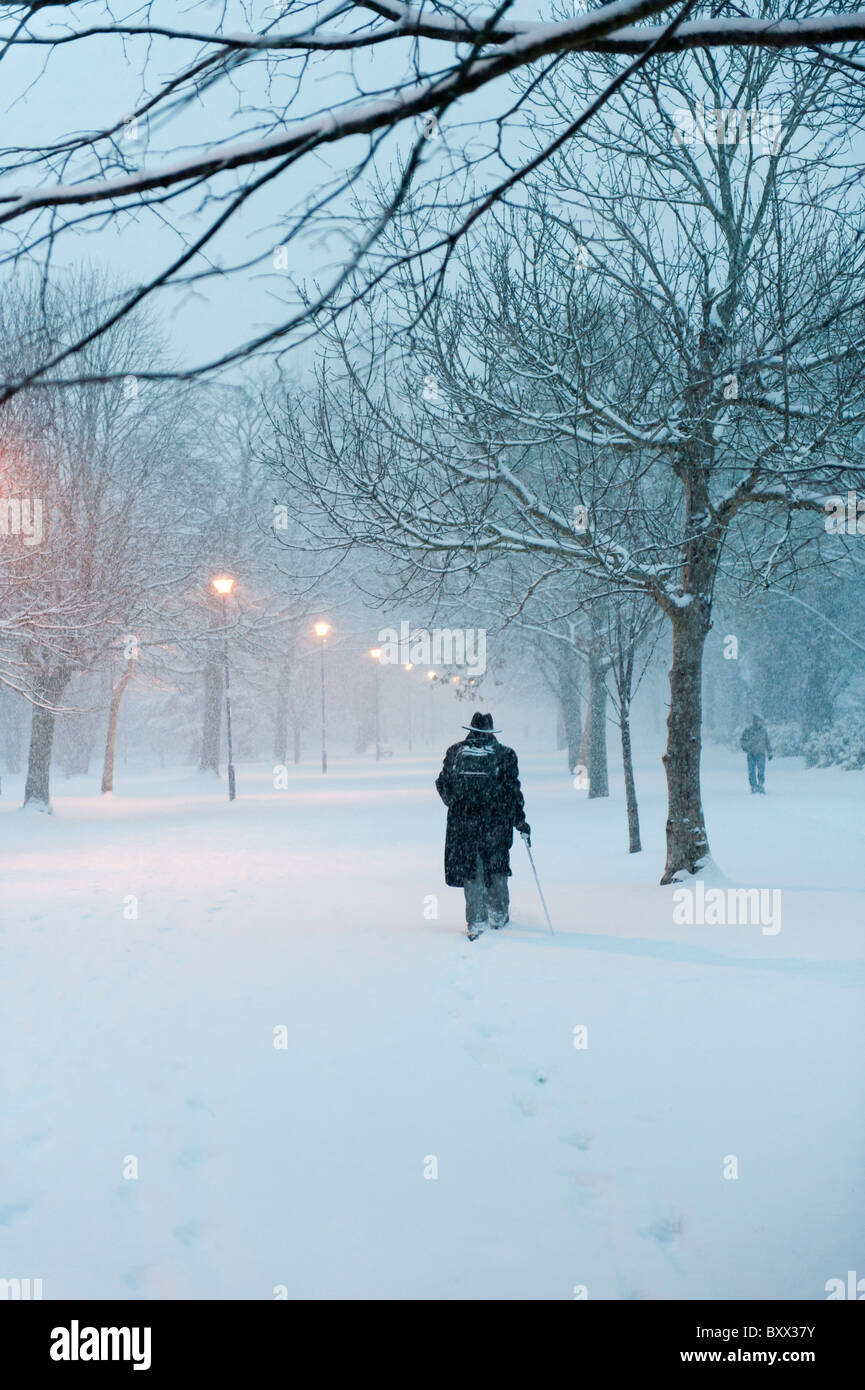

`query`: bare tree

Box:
[0,274,198,807]
[602,589,662,852]
[0,2,862,393]
[269,33,865,880]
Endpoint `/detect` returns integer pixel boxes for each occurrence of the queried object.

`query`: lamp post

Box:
[427,669,435,746]
[211,575,236,801]
[369,648,382,759]
[314,622,330,773]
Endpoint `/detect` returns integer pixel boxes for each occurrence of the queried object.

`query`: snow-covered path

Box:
[1,750,863,1299]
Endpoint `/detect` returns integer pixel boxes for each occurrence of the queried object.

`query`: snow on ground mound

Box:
[1,750,862,1299]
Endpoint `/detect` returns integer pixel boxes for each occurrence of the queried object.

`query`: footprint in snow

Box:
[15,1130,48,1153]
[186,1097,215,1116]
[641,1213,684,1245]
[176,1147,206,1169]
[513,1092,539,1118]
[454,982,479,1002]
[0,1197,34,1226]
[172,1220,205,1248]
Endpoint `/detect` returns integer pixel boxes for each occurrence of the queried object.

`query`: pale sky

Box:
[0,0,549,378]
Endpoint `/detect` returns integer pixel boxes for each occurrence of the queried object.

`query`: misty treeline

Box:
[0,274,504,807]
[0,258,860,870]
[1,11,865,885]
[0,272,327,810]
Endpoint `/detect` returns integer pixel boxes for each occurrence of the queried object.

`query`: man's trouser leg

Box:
[755,753,766,788]
[464,852,488,928]
[488,874,510,928]
[747,753,758,790]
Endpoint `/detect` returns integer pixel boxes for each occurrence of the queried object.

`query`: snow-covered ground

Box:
[2,747,863,1300]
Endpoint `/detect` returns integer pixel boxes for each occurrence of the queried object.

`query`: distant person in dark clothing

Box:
[435,712,530,941]
[741,714,773,794]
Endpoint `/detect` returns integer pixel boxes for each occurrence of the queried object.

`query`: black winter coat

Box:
[435,733,528,887]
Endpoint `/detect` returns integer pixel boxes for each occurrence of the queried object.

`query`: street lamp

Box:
[211,575,236,801]
[369,648,382,760]
[314,622,330,773]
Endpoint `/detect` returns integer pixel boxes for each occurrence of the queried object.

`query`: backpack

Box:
[452,742,500,808]
[741,725,763,754]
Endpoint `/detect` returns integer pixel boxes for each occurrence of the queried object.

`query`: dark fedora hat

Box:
[462,711,501,733]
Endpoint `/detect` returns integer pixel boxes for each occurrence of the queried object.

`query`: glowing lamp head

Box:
[211,575,235,596]
[427,670,435,679]
[370,647,382,661]
[404,663,413,671]
[314,622,330,639]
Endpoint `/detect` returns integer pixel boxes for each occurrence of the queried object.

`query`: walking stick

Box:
[522,835,554,934]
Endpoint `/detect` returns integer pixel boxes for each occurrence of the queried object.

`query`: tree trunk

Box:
[0,691,23,774]
[661,615,710,882]
[199,655,223,773]
[23,667,70,810]
[800,660,833,741]
[355,689,374,752]
[558,652,583,773]
[293,724,301,765]
[586,648,609,799]
[578,701,591,769]
[273,659,291,763]
[703,648,718,741]
[620,705,641,853]
[101,660,136,793]
[659,339,723,881]
[63,707,100,777]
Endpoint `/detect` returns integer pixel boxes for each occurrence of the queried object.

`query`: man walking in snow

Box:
[435,712,531,941]
[741,713,773,794]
